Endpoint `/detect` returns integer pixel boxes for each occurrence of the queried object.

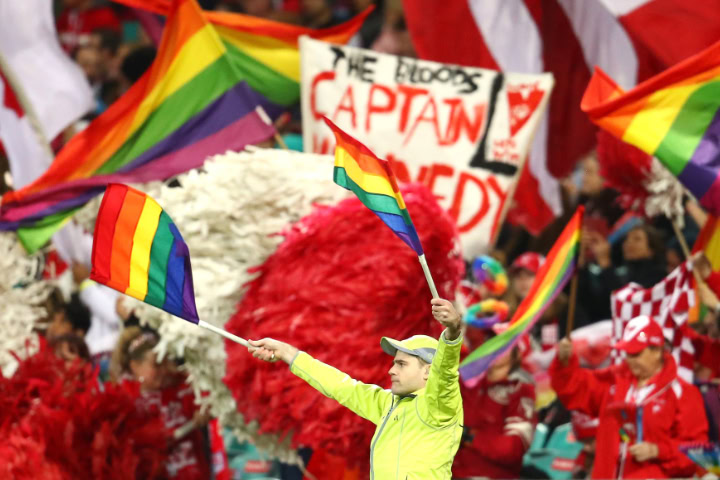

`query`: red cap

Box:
[615,315,665,354]
[511,252,545,274]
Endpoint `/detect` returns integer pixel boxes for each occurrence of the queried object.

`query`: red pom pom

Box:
[595,130,652,211]
[0,352,168,479]
[224,184,463,471]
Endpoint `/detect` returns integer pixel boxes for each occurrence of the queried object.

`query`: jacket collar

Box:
[621,352,678,403]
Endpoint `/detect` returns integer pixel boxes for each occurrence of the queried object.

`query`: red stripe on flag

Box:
[107,188,147,292]
[90,184,128,284]
[403,0,500,70]
[533,0,596,179]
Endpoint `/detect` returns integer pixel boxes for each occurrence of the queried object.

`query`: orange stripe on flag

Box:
[108,189,147,292]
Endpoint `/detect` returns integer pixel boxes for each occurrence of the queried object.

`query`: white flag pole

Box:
[198,319,250,348]
[417,254,439,299]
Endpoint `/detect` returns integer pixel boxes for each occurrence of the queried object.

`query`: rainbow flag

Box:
[91,184,198,322]
[111,0,371,109]
[459,207,583,384]
[694,215,720,271]
[0,0,275,253]
[581,39,720,215]
[324,117,424,255]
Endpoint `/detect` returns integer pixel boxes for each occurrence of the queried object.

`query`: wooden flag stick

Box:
[198,319,250,348]
[418,254,439,299]
[565,228,586,337]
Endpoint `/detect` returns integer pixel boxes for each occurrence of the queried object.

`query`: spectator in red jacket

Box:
[453,314,537,479]
[551,315,708,479]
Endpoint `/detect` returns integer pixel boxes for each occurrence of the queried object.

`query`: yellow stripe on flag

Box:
[129,24,225,134]
[622,82,701,155]
[215,24,300,82]
[336,147,407,209]
[126,197,163,300]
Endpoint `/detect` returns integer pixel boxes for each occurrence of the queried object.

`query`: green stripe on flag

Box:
[334,167,408,219]
[144,211,175,309]
[221,39,299,106]
[97,57,238,174]
[655,80,720,176]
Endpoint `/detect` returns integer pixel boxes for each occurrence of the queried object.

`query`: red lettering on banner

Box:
[450,172,489,232]
[444,99,487,144]
[311,71,336,120]
[366,84,396,132]
[404,96,444,146]
[332,85,358,129]
[312,134,332,154]
[396,84,428,133]
[386,154,411,183]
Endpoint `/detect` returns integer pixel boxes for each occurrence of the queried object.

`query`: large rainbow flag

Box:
[324,117,424,255]
[459,206,583,384]
[582,39,720,215]
[91,183,198,322]
[111,0,371,109]
[0,0,276,253]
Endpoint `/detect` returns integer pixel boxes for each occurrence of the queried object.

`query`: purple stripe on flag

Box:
[182,254,199,323]
[0,113,274,226]
[459,261,577,385]
[0,188,102,227]
[683,108,720,211]
[118,82,269,173]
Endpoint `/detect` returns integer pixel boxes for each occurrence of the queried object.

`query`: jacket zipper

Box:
[395,406,406,480]
[370,397,399,480]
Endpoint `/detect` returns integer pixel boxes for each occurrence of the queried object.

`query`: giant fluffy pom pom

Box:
[0,352,168,479]
[223,184,463,470]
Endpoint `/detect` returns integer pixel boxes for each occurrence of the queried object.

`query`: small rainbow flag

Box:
[90,184,198,322]
[581,39,720,214]
[459,206,583,384]
[324,117,424,255]
[111,0,371,109]
[0,0,275,253]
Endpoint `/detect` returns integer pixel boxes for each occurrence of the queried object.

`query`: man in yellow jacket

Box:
[248,298,464,480]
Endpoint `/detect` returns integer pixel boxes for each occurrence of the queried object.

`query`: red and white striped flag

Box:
[0,72,54,189]
[0,0,92,189]
[403,0,720,234]
[611,260,696,382]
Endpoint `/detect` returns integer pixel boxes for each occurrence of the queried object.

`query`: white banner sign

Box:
[300,37,554,256]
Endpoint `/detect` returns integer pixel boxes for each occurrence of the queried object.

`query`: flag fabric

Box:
[324,117,424,256]
[0,0,92,142]
[0,0,276,253]
[402,0,720,234]
[111,0,371,110]
[459,206,583,384]
[582,39,720,215]
[610,260,696,382]
[0,72,55,190]
[90,183,198,323]
[694,215,720,272]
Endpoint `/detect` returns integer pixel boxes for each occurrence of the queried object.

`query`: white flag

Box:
[0,0,92,144]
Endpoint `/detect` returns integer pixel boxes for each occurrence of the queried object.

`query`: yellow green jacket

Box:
[290,331,464,480]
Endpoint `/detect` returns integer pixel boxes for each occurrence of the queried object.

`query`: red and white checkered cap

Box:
[615,315,665,354]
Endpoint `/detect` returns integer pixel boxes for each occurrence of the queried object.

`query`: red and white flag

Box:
[0,73,54,189]
[403,0,720,234]
[611,260,696,382]
[0,0,92,188]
